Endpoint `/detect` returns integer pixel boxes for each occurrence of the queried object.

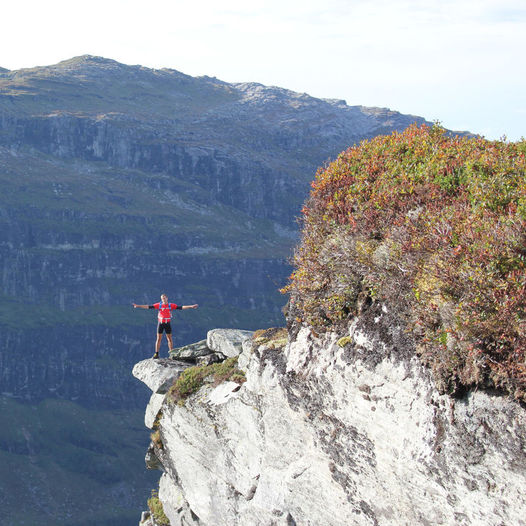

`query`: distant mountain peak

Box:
[4,55,133,79]
[14,55,191,85]
[53,55,134,73]
[57,55,122,67]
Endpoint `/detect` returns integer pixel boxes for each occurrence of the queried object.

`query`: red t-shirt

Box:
[152,302,180,323]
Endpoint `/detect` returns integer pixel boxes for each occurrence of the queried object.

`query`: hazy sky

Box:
[2,0,525,140]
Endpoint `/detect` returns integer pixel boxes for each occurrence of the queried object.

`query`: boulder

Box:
[206,329,254,358]
[132,359,189,394]
[169,339,212,361]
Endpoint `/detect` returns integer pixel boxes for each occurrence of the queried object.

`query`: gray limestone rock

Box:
[139,510,152,525]
[196,353,223,367]
[206,329,254,358]
[145,392,166,429]
[159,472,201,526]
[132,359,190,394]
[237,338,255,371]
[169,340,212,361]
[135,323,526,526]
[145,443,162,471]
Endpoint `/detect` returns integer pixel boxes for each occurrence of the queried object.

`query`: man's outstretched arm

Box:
[133,303,152,309]
[181,304,198,310]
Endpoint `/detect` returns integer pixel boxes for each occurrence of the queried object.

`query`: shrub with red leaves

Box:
[283,124,526,400]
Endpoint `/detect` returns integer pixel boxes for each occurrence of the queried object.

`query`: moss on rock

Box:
[167,357,246,406]
[147,490,170,526]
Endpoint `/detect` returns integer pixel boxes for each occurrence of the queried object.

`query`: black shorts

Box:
[157,322,172,334]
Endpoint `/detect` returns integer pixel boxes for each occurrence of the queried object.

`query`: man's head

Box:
[160,294,168,304]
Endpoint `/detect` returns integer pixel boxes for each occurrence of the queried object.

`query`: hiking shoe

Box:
[152,352,160,359]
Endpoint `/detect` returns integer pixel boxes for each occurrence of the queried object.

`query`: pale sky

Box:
[1,0,525,140]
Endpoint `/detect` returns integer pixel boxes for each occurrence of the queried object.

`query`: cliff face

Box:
[134,313,526,526]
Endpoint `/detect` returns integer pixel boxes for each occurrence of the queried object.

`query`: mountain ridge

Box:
[0,55,431,132]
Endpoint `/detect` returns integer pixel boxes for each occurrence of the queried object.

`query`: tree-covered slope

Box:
[0,397,157,526]
[285,124,526,400]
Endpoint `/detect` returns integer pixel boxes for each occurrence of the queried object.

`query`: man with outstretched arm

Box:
[133,294,198,359]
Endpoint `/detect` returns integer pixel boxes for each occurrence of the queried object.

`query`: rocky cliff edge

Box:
[133,321,526,526]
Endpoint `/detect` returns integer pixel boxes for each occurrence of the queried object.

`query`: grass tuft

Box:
[147,489,170,526]
[167,357,246,406]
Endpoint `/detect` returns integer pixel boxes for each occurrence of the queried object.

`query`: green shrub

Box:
[167,357,246,406]
[283,124,526,401]
[147,489,170,526]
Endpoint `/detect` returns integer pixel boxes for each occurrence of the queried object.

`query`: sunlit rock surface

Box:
[135,317,526,525]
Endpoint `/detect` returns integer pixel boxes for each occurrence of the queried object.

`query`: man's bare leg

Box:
[167,333,173,351]
[153,333,163,357]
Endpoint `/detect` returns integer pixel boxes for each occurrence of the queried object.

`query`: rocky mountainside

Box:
[0,55,433,525]
[134,322,526,526]
[128,124,525,525]
[0,55,429,406]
